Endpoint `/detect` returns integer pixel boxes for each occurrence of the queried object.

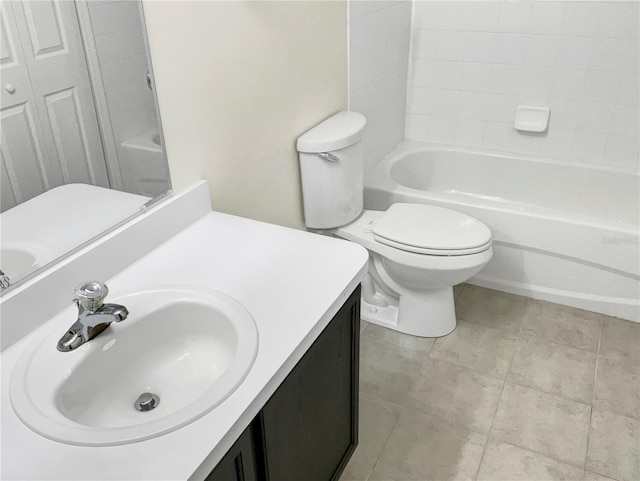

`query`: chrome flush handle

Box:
[317,152,340,162]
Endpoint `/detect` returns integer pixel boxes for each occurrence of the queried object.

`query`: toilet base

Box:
[361,286,457,338]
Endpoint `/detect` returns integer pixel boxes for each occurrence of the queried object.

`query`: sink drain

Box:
[134,392,160,412]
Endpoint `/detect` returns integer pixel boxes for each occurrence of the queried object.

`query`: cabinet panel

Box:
[260,287,360,481]
[205,422,260,481]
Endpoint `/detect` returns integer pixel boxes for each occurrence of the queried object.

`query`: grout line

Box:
[473,299,529,480]
[584,317,605,472]
[363,395,405,481]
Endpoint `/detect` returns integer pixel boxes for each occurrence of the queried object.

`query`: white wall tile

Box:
[430,89,460,117]
[482,121,513,151]
[511,131,545,155]
[549,99,581,130]
[466,2,500,33]
[589,38,628,72]
[541,127,575,158]
[618,73,640,105]
[350,0,412,170]
[575,102,615,133]
[583,70,623,103]
[427,116,457,144]
[571,131,608,163]
[405,114,432,141]
[412,29,437,59]
[603,134,640,169]
[413,1,469,31]
[562,2,601,38]
[551,69,587,100]
[485,93,519,123]
[528,2,566,35]
[523,35,558,68]
[611,104,639,137]
[402,1,638,170]
[598,2,636,38]
[555,36,594,70]
[462,62,493,91]
[520,66,554,98]
[458,91,488,120]
[490,64,523,95]
[455,118,484,147]
[435,31,466,61]
[497,1,532,34]
[433,61,464,90]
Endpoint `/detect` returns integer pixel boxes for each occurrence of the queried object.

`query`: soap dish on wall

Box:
[514,106,550,133]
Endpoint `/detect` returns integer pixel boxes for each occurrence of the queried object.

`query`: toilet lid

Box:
[372,203,492,256]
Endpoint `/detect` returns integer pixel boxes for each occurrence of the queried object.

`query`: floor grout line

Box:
[584,317,605,474]
[473,302,528,480]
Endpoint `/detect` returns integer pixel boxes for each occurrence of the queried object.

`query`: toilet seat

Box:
[372,203,492,256]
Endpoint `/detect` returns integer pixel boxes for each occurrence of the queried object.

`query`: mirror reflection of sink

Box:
[9,286,258,446]
[1,242,60,280]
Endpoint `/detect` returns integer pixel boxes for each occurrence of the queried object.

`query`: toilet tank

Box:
[296,111,367,229]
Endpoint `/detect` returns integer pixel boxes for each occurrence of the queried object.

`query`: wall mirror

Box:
[0,0,171,294]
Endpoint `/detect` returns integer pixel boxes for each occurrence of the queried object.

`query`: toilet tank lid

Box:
[296,111,367,153]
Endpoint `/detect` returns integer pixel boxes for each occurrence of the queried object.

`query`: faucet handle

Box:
[73,281,109,311]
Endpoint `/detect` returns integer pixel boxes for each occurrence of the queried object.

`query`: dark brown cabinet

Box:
[205,286,360,481]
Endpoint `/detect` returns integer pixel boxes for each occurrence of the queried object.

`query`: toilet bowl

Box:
[297,111,493,337]
[335,207,492,337]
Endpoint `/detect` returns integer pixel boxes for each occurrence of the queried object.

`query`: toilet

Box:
[296,112,493,337]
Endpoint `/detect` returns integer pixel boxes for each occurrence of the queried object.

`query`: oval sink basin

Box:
[1,241,59,280]
[10,286,259,446]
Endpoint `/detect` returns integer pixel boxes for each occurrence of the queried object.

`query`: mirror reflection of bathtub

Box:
[119,128,171,198]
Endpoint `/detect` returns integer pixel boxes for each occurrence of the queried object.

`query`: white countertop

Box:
[1,211,368,480]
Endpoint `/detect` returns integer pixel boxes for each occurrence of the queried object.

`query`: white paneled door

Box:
[1,0,109,212]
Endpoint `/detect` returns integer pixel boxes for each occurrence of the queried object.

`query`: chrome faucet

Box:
[0,269,10,291]
[57,281,128,352]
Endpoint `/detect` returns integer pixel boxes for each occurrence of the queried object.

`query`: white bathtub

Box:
[119,128,170,198]
[365,141,640,322]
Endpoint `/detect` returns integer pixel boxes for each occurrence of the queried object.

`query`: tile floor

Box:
[341,284,640,481]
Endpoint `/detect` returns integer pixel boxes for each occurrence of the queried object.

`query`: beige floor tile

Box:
[363,323,435,353]
[429,321,518,379]
[583,472,617,481]
[593,353,640,420]
[586,409,640,481]
[521,300,603,352]
[477,441,584,481]
[600,317,640,362]
[359,338,425,405]
[455,285,529,336]
[360,320,369,334]
[492,383,591,467]
[340,393,403,481]
[508,337,597,404]
[369,409,486,481]
[405,358,503,433]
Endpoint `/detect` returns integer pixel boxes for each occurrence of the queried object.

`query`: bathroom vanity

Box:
[0,183,368,480]
[208,286,360,481]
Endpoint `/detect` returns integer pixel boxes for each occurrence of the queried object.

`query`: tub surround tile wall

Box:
[349,0,412,173]
[87,1,158,145]
[405,1,639,172]
[342,284,640,481]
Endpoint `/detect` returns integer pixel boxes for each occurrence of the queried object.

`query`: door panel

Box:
[21,0,67,58]
[44,87,101,184]
[9,0,109,190]
[1,103,50,205]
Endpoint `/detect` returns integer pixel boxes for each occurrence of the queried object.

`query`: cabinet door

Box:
[260,286,360,481]
[205,422,260,481]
